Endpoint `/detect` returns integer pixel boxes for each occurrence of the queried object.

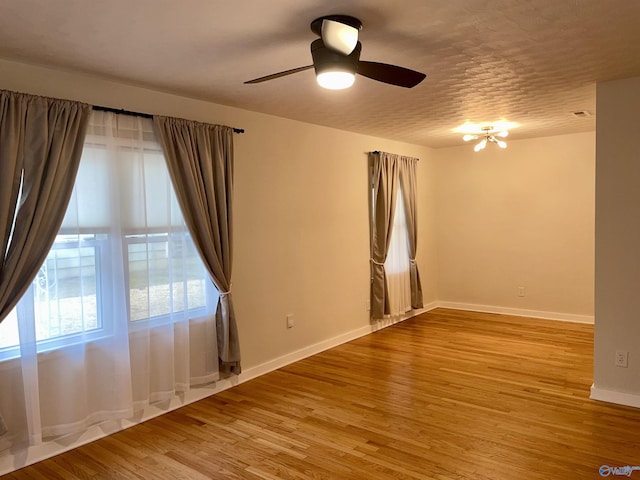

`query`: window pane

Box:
[384,188,411,315]
[34,234,101,341]
[128,237,168,320]
[183,239,207,310]
[61,147,111,229]
[385,188,410,275]
[127,233,207,322]
[0,308,19,349]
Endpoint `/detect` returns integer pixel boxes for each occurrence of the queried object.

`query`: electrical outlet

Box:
[286,314,294,329]
[518,286,526,297]
[615,350,629,368]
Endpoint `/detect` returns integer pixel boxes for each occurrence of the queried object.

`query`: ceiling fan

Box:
[245,15,427,90]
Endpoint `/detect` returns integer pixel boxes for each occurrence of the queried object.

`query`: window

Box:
[0,112,214,360]
[0,110,222,450]
[384,186,412,315]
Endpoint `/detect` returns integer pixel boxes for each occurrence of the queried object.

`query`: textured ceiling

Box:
[1,0,640,147]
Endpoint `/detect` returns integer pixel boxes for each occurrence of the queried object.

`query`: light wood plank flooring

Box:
[5,308,640,479]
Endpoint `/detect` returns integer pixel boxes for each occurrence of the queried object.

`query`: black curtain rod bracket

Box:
[92,105,244,134]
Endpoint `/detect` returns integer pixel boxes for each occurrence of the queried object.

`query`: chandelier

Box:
[463,126,508,151]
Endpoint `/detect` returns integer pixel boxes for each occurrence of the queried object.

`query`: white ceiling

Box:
[1,0,640,147]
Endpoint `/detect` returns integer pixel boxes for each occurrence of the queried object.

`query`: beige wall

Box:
[434,132,595,319]
[594,76,640,401]
[0,58,437,371]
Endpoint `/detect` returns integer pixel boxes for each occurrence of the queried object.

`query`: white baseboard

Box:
[239,325,372,381]
[590,385,640,409]
[241,302,438,382]
[436,301,594,324]
[0,305,437,475]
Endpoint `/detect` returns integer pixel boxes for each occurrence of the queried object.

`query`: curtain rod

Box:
[92,105,245,134]
[371,150,419,160]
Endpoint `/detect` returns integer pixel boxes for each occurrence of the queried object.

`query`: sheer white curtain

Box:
[384,186,412,315]
[0,111,218,451]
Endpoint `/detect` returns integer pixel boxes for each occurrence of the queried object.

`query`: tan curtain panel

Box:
[369,151,422,318]
[0,90,91,435]
[369,152,400,318]
[398,156,423,309]
[152,116,240,374]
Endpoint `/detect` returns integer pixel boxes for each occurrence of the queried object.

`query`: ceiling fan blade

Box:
[357,61,426,88]
[244,65,313,84]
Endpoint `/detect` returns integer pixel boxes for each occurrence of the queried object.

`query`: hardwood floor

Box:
[5,308,640,479]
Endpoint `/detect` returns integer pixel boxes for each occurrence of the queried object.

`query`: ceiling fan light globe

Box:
[322,20,359,55]
[317,71,355,89]
[496,139,507,148]
[497,130,509,138]
[462,134,477,142]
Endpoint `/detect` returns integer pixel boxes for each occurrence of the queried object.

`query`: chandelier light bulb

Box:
[474,139,487,152]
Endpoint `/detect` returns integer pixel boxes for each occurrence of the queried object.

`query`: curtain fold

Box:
[0,90,91,436]
[369,152,399,318]
[153,116,240,374]
[398,157,423,309]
